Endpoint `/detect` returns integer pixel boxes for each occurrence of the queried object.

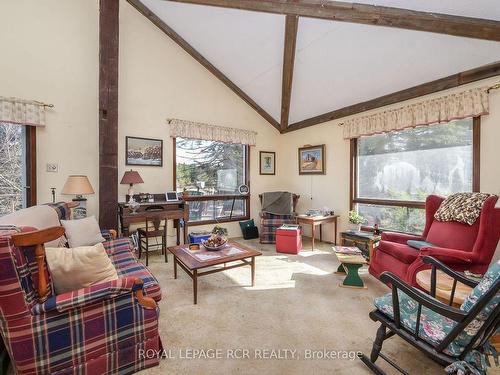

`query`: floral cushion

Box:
[374,291,457,349]
[374,260,499,358]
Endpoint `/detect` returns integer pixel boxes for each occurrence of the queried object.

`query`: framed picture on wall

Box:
[126,136,163,167]
[259,151,276,175]
[298,144,325,175]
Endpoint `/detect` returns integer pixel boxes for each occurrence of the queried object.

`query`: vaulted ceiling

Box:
[128,0,500,133]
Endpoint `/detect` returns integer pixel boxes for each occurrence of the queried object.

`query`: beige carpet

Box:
[139,238,443,375]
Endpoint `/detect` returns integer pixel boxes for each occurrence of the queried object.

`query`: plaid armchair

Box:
[259,193,299,244]
[0,226,162,375]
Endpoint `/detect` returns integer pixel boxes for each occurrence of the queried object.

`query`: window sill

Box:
[187,215,250,226]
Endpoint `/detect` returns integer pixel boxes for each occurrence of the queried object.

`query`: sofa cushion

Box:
[426,220,479,251]
[103,238,161,301]
[378,241,420,264]
[61,216,105,247]
[45,243,119,294]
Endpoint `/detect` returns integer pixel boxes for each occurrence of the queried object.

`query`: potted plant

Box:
[348,210,365,232]
[212,225,228,237]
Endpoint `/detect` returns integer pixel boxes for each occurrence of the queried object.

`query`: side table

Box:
[340,231,381,263]
[296,214,339,250]
[416,269,500,351]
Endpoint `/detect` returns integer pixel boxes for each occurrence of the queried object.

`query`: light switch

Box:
[46,163,58,172]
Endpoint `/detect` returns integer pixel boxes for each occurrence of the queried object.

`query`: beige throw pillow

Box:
[45,243,119,294]
[61,215,105,248]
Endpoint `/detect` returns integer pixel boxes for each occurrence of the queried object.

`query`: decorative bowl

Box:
[202,235,228,251]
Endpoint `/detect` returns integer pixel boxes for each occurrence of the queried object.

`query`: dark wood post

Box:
[99,0,119,230]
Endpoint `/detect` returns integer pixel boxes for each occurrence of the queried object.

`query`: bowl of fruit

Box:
[202,234,228,251]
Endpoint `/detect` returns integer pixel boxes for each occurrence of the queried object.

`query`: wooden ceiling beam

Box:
[165,0,500,41]
[282,61,500,133]
[280,15,298,130]
[127,0,281,131]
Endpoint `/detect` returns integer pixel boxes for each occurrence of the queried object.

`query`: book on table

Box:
[333,246,362,255]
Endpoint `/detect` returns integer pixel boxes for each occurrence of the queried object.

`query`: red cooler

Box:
[276,228,302,254]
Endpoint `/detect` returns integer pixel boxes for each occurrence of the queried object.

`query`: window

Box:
[174,137,250,224]
[0,123,36,216]
[351,118,479,233]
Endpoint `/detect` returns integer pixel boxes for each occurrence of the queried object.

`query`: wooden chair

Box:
[360,256,500,374]
[137,216,168,266]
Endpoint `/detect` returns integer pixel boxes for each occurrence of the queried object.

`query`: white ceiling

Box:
[352,0,500,21]
[137,0,500,126]
[142,0,285,121]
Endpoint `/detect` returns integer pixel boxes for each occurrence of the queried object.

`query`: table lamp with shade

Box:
[61,175,95,219]
[120,170,143,204]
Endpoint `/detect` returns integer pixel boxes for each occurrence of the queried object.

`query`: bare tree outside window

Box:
[0,123,26,216]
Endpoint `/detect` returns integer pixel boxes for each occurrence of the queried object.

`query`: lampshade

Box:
[61,175,95,195]
[120,170,144,185]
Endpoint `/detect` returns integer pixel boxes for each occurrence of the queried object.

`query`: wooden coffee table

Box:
[168,241,262,304]
[334,252,367,289]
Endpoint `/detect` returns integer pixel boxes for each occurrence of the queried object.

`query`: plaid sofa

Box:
[259,212,297,244]
[0,225,162,375]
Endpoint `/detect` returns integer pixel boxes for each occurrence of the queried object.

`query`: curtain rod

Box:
[33,100,54,108]
[337,83,500,127]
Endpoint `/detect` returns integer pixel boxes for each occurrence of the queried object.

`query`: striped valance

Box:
[167,118,257,146]
[342,87,489,139]
[0,97,47,127]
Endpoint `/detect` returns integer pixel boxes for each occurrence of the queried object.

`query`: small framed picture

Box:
[298,144,325,175]
[259,151,276,175]
[126,136,163,167]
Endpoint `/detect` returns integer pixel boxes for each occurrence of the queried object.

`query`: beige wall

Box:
[279,76,500,262]
[118,1,283,241]
[2,0,499,260]
[0,0,100,215]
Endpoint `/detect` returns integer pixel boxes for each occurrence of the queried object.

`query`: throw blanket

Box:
[261,192,293,215]
[434,193,490,226]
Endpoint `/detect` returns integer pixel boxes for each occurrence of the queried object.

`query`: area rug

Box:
[139,238,442,375]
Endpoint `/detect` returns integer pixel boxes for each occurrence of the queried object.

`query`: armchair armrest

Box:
[381,231,424,244]
[380,272,467,322]
[420,246,476,265]
[421,256,479,288]
[32,277,156,314]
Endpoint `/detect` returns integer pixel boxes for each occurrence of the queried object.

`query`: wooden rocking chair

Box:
[360,256,500,375]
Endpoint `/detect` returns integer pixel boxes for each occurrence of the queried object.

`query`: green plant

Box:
[348,210,365,225]
[212,225,228,236]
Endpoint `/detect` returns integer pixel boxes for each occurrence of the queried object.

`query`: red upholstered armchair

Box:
[369,194,500,287]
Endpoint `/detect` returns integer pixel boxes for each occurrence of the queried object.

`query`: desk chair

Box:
[137,217,168,266]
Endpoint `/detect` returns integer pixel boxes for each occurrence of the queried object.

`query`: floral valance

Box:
[342,87,489,139]
[0,97,47,127]
[167,118,257,146]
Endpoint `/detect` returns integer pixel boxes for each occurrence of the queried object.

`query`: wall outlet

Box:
[46,163,58,172]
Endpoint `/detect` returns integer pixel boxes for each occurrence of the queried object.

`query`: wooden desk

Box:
[296,214,339,250]
[118,201,189,244]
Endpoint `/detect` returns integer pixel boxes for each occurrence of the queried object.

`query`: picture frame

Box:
[298,144,325,175]
[259,151,276,175]
[126,136,163,167]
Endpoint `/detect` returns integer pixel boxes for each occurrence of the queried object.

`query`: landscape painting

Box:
[126,136,163,167]
[298,144,325,175]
